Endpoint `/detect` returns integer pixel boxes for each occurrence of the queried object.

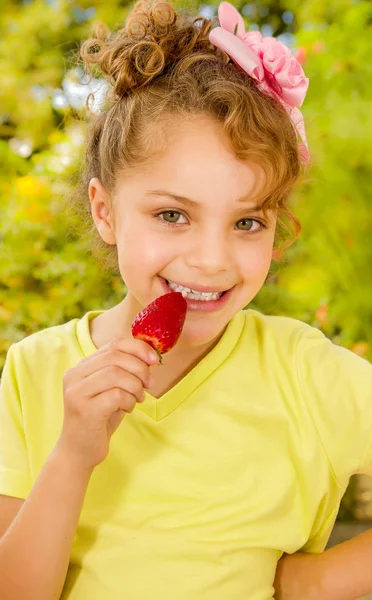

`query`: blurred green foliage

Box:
[253,0,372,362]
[0,0,371,518]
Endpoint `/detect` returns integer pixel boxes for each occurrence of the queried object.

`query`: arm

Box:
[275,530,372,600]
[274,551,322,600]
[0,337,156,600]
[0,442,93,600]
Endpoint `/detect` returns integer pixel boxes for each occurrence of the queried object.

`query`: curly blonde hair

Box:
[68,0,307,274]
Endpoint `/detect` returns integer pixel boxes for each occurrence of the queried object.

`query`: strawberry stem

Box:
[156,349,163,365]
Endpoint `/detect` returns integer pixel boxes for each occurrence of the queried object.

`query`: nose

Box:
[184,227,231,275]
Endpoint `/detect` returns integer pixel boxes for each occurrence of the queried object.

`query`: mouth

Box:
[158,276,235,312]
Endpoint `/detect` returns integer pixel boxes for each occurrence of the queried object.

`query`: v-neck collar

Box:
[76,309,246,422]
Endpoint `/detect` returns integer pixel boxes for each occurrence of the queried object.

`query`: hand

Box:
[274,552,323,600]
[57,337,159,470]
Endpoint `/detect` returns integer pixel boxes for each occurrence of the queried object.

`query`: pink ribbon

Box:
[209,2,310,164]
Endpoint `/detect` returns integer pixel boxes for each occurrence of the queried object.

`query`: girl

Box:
[0,1,371,599]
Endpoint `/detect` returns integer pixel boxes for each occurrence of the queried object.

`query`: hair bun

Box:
[79,0,215,101]
[126,0,176,39]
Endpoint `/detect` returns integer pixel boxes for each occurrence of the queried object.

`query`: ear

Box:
[88,177,116,245]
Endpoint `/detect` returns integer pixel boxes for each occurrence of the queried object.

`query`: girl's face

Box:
[90,116,277,350]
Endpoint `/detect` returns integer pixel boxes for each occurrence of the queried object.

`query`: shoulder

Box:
[242,309,372,383]
[242,310,372,480]
[244,307,371,371]
[242,308,319,351]
[6,316,82,374]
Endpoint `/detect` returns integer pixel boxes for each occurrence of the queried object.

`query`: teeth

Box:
[167,280,222,301]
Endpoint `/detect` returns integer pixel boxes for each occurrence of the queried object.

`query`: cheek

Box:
[116,219,172,273]
[241,242,273,274]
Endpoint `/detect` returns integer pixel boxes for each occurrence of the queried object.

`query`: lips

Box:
[159,276,236,313]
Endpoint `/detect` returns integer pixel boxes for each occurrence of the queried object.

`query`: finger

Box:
[108,409,126,434]
[79,350,152,389]
[91,387,141,417]
[96,337,160,366]
[81,366,145,401]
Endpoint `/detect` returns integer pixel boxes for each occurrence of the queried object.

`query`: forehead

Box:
[117,115,266,204]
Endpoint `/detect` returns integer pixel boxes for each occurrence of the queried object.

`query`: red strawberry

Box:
[131,292,187,364]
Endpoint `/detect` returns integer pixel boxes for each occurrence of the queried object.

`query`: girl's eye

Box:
[156,211,187,224]
[155,211,266,234]
[236,218,266,234]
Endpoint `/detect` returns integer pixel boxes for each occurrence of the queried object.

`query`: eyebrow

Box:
[145,189,264,211]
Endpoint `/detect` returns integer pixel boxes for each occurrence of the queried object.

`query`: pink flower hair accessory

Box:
[209,1,310,164]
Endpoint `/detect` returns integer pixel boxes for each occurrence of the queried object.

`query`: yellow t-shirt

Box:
[0,308,371,600]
